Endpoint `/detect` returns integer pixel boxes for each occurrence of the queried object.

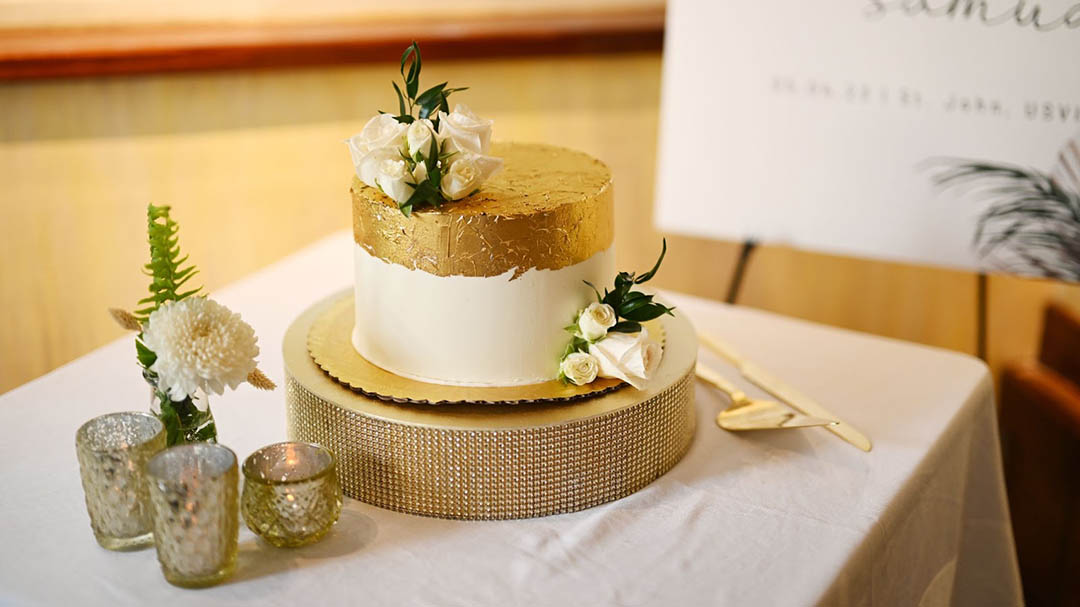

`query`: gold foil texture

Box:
[351,142,615,278]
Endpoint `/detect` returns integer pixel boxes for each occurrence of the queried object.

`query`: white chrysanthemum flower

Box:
[142,297,260,401]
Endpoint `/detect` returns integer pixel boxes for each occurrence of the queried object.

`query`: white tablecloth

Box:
[0,232,1022,606]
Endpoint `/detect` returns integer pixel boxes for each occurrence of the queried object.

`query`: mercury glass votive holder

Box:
[75,411,166,550]
[242,442,342,548]
[146,443,239,588]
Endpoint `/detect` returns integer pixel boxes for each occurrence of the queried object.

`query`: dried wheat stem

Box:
[108,308,142,332]
[247,368,277,391]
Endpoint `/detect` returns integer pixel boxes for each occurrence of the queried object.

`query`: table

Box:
[0,232,1022,606]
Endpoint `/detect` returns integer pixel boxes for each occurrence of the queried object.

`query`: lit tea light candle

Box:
[241,442,342,548]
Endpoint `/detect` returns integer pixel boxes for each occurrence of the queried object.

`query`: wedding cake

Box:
[350,142,615,386]
[342,42,674,393]
[283,43,694,520]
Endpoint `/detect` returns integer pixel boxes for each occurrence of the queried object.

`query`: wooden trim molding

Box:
[0,8,664,80]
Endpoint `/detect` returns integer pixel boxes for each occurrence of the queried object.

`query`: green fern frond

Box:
[134,204,202,323]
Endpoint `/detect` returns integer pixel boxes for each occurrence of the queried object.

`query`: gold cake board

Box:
[284,291,698,520]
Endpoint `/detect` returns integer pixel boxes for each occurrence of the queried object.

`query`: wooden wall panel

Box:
[0,2,664,79]
[2,51,1079,393]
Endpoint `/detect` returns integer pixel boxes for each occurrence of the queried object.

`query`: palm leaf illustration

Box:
[934,134,1080,282]
[1052,135,1080,197]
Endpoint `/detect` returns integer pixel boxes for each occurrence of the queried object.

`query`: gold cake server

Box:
[696,363,839,431]
[698,333,873,452]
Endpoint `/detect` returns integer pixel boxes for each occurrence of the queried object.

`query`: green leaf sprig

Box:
[584,238,675,335]
[134,204,202,324]
[385,42,467,133]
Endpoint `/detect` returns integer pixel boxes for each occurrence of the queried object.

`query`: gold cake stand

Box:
[284,290,698,520]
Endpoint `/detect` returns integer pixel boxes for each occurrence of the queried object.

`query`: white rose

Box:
[346,114,407,165]
[406,119,436,160]
[440,153,503,200]
[588,329,663,389]
[438,104,494,155]
[356,147,415,204]
[376,157,415,204]
[560,352,599,386]
[578,302,617,341]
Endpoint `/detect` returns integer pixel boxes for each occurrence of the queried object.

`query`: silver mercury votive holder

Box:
[75,411,166,550]
[146,443,239,588]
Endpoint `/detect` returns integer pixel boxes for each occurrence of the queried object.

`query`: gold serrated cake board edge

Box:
[307,291,671,406]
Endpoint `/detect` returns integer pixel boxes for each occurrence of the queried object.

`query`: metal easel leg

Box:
[976,271,988,361]
[725,239,758,304]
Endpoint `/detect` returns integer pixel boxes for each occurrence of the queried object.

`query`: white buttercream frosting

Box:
[352,244,616,386]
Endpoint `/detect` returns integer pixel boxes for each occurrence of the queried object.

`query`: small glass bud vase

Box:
[149,385,218,446]
[146,443,239,588]
[75,412,166,550]
[242,442,342,548]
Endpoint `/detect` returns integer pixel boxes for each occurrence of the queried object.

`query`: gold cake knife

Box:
[698,332,873,452]
[696,363,839,431]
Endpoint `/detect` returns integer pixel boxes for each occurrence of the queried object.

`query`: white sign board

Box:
[655,0,1080,276]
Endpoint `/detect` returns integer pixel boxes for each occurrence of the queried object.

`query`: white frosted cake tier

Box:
[352,245,615,386]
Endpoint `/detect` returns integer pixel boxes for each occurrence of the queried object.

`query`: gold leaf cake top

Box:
[352,142,614,278]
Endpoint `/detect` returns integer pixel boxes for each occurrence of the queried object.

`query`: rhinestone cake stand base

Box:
[283,291,697,520]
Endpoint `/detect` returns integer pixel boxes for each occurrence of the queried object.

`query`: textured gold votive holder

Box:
[146,444,239,588]
[241,442,342,548]
[75,411,166,550]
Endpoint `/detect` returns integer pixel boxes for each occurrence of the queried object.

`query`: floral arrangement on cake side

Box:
[559,240,676,389]
[108,204,275,446]
[346,42,502,216]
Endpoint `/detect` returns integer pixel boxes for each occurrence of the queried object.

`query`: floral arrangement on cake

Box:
[346,42,502,216]
[559,240,675,388]
[108,204,275,446]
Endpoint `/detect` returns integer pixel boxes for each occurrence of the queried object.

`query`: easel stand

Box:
[726,239,758,304]
[977,272,988,361]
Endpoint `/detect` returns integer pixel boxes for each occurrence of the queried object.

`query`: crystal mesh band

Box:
[285,370,696,520]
